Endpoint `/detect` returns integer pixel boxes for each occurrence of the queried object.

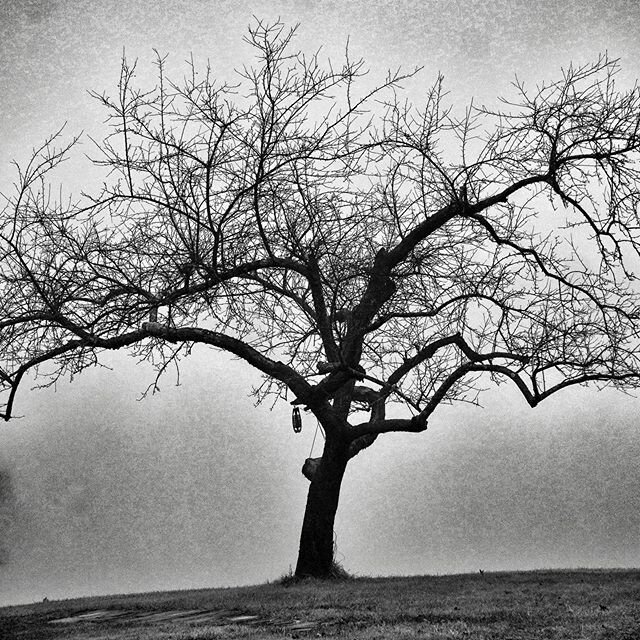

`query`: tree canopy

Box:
[2,20,640,577]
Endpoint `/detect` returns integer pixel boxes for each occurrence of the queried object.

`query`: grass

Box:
[2,569,640,639]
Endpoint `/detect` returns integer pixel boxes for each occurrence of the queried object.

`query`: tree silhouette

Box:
[2,21,640,577]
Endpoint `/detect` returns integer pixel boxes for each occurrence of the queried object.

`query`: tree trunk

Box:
[295,437,349,578]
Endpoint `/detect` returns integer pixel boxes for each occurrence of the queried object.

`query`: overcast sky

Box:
[1,0,640,606]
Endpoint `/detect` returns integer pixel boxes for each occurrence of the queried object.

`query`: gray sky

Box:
[1,0,640,606]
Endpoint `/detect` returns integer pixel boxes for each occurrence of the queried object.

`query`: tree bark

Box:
[295,437,349,578]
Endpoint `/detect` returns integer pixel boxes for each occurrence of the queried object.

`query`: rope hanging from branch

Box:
[308,418,325,458]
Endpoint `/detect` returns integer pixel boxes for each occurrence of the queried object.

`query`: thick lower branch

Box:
[350,417,428,439]
[3,322,320,423]
[141,321,305,389]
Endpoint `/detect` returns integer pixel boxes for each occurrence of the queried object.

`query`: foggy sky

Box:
[1,0,640,606]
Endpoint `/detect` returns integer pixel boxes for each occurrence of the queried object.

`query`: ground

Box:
[1,569,639,639]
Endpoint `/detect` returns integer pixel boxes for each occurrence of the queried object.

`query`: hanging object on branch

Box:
[292,406,302,433]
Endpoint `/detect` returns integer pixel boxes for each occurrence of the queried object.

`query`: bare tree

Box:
[1,21,640,578]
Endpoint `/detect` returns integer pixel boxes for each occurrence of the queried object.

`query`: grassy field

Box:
[2,569,639,639]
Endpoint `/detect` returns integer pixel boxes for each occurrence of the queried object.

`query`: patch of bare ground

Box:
[1,569,639,639]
